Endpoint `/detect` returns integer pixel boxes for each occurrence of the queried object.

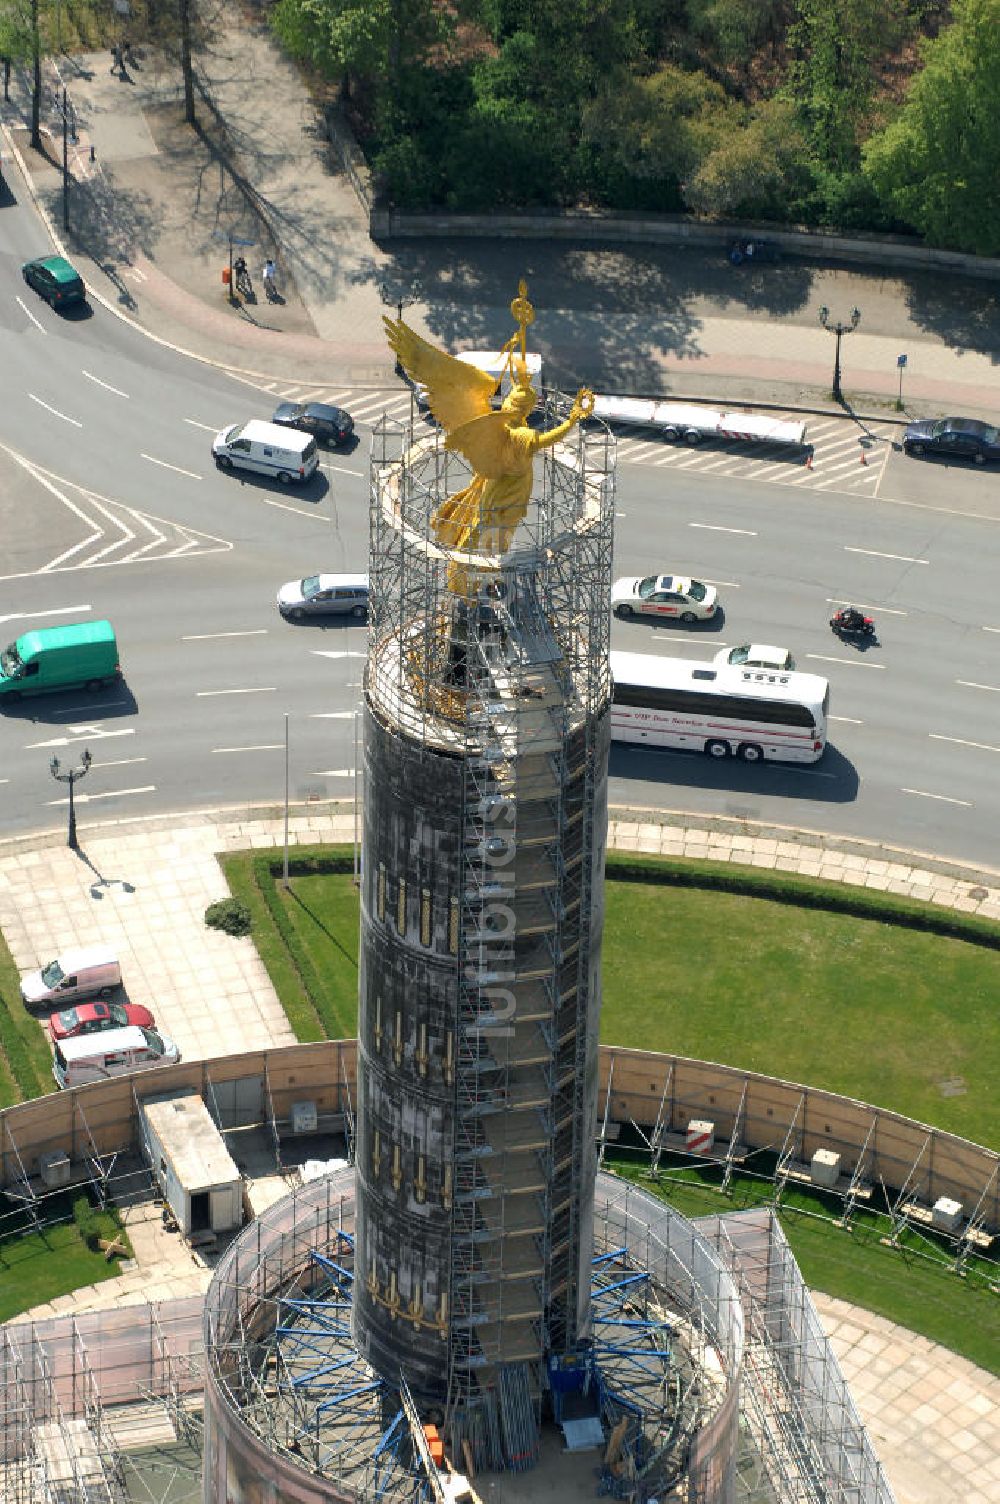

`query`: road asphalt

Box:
[2,26,1000,1504]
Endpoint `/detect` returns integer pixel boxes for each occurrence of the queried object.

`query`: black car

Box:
[21,254,87,308]
[271,401,354,446]
[902,416,1000,465]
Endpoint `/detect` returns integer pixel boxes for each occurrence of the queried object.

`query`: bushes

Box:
[204,898,252,937]
[72,1193,102,1252]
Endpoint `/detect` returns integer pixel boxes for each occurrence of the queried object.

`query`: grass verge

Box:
[0,928,58,1109]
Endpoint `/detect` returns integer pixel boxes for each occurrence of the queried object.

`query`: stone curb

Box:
[3,802,997,915]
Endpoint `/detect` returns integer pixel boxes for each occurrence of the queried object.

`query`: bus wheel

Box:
[705,739,729,759]
[615,604,634,619]
[738,742,764,763]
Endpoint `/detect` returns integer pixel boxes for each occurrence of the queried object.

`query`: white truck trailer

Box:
[592,396,806,448]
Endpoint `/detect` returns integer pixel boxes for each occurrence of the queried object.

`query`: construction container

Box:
[932,1196,963,1233]
[39,1149,71,1188]
[140,1092,242,1238]
[810,1149,842,1188]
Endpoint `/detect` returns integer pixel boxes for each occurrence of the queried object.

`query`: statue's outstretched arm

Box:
[532,389,595,451]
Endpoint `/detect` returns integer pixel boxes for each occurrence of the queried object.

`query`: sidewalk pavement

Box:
[1,802,999,1503]
[4,28,1000,416]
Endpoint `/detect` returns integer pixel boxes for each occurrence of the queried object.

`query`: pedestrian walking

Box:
[110,44,121,75]
[262,259,277,299]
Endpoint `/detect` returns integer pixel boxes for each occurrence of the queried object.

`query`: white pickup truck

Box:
[592,395,806,448]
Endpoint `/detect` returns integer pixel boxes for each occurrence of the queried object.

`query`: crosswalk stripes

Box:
[240,380,895,496]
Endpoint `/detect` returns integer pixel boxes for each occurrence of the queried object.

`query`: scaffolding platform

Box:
[896,1199,994,1249]
[776,1160,873,1200]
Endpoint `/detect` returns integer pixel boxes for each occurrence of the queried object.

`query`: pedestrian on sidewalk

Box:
[262,258,277,300]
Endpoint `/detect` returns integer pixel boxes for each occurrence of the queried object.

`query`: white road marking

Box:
[688,523,757,536]
[956,680,1000,694]
[260,497,331,521]
[983,626,1000,634]
[805,654,885,669]
[140,454,202,480]
[183,630,269,641]
[306,769,354,777]
[320,463,363,478]
[25,727,135,749]
[901,788,972,807]
[702,579,740,589]
[310,711,357,719]
[196,686,277,697]
[826,598,908,616]
[828,715,864,724]
[615,511,627,519]
[17,296,47,332]
[0,605,91,625]
[212,744,284,753]
[28,393,82,427]
[844,546,928,565]
[184,419,219,432]
[310,650,367,659]
[929,733,1000,754]
[82,370,129,398]
[46,786,156,805]
[90,757,148,769]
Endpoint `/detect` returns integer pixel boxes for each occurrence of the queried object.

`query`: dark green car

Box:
[21,254,86,308]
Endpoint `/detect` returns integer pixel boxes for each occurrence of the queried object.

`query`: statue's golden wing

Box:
[383,317,497,432]
[445,413,523,479]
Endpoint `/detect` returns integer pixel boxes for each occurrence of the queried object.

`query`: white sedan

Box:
[715,643,795,671]
[611,574,717,623]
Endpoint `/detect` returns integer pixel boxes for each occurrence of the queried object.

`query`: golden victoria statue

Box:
[383,281,594,593]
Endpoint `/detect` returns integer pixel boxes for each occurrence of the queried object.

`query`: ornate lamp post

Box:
[380,281,420,374]
[50,749,92,849]
[818,305,861,403]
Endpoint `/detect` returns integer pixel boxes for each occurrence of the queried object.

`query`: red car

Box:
[48,1000,155,1042]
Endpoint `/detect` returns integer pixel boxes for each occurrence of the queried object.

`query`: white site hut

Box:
[140,1092,243,1237]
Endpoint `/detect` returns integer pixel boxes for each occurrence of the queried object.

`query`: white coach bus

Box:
[610,650,830,764]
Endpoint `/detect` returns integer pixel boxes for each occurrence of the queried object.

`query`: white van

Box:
[53,1026,181,1089]
[21,946,121,1011]
[212,419,319,484]
[416,350,544,407]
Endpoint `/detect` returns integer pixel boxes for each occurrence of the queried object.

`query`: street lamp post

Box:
[818,305,861,403]
[380,282,420,375]
[49,749,92,849]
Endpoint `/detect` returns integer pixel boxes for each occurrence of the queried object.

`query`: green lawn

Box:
[602,876,1000,1146]
[224,847,1000,1146]
[0,1199,132,1324]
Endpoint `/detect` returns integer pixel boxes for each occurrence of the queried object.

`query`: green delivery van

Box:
[0,620,121,701]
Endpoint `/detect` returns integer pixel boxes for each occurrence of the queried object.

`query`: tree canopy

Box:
[265,0,997,255]
[862,0,1000,255]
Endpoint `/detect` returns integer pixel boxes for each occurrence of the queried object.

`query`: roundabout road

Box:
[2,203,1000,866]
